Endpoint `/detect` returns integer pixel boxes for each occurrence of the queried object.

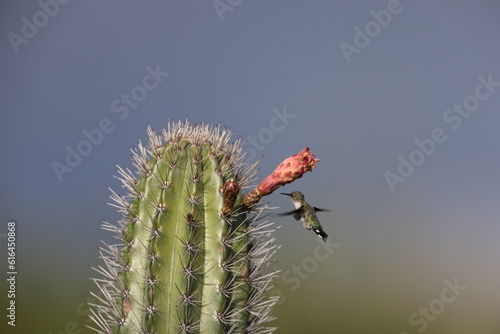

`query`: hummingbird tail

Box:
[314,228,328,242]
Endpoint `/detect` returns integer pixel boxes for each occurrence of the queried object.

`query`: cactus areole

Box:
[89,120,319,334]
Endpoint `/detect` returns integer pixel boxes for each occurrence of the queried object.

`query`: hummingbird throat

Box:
[291,200,302,209]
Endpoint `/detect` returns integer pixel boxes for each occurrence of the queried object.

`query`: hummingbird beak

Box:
[280,193,291,196]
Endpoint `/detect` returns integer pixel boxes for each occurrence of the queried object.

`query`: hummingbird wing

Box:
[277,209,301,221]
[313,207,330,212]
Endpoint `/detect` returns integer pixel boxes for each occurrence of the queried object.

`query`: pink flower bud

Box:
[243,148,319,207]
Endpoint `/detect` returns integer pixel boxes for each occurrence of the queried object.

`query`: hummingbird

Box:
[279,191,329,242]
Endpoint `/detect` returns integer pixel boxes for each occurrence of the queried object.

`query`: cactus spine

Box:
[90,121,279,334]
[89,120,320,334]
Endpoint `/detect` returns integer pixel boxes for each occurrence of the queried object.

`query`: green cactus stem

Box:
[89,120,319,334]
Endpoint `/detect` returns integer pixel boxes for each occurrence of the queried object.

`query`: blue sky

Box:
[2,1,500,333]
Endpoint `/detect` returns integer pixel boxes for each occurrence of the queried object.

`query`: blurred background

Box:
[1,1,500,333]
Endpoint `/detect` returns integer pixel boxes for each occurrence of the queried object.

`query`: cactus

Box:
[89,120,319,334]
